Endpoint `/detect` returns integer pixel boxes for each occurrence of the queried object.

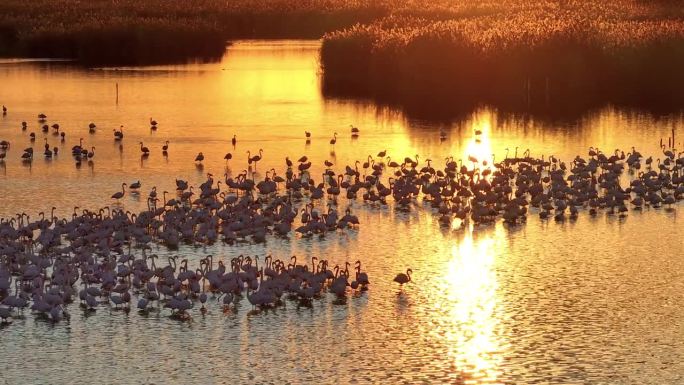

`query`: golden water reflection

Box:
[432,230,504,384]
[0,40,683,384]
[462,110,495,168]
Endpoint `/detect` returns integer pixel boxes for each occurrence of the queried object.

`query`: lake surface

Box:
[0,40,683,384]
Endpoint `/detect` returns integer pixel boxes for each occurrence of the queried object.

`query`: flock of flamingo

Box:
[0,107,683,325]
[0,113,163,164]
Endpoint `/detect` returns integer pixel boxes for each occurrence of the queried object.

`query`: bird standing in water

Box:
[394,269,412,291]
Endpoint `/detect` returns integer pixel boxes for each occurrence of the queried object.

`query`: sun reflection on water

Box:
[462,110,495,169]
[435,231,504,384]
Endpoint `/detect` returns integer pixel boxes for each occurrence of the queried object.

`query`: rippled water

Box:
[0,40,683,385]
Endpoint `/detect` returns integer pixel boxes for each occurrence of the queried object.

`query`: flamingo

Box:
[393,269,412,287]
[114,126,124,140]
[195,152,204,163]
[248,149,263,169]
[0,307,11,323]
[111,183,127,200]
[21,149,33,161]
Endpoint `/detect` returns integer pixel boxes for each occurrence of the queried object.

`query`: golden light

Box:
[441,232,504,384]
[462,109,495,169]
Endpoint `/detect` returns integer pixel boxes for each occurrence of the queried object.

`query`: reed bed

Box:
[0,0,390,65]
[320,0,684,116]
[2,0,683,116]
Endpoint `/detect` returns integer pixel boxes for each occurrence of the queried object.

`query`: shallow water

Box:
[0,40,683,385]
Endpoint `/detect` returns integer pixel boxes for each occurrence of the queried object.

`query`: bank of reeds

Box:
[320,1,684,117]
[0,0,390,65]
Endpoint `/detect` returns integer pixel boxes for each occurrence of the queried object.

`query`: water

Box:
[0,40,683,384]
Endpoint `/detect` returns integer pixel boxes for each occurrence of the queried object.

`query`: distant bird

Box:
[89,123,96,133]
[139,142,150,155]
[129,180,141,190]
[231,135,237,147]
[393,269,412,287]
[137,298,148,311]
[330,132,337,147]
[162,141,169,152]
[0,307,11,322]
[224,152,232,162]
[21,122,27,130]
[38,113,47,122]
[150,117,158,126]
[111,183,127,200]
[1,105,6,115]
[247,149,263,169]
[305,131,311,138]
[21,149,33,161]
[114,126,124,140]
[350,125,359,136]
[195,152,204,163]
